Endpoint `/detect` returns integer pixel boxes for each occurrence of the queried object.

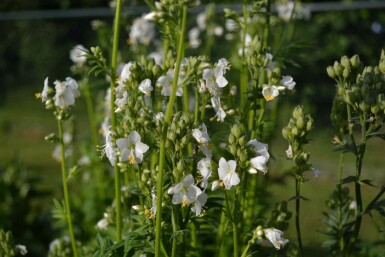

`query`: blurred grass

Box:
[1,86,385,256]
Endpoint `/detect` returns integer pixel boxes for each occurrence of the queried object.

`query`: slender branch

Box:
[110,0,123,241]
[58,118,78,257]
[155,6,188,257]
[295,177,304,257]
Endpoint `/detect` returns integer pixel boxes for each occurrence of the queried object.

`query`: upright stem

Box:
[110,0,123,241]
[58,118,78,257]
[239,0,248,110]
[295,177,303,257]
[337,152,345,255]
[155,6,188,257]
[82,80,105,200]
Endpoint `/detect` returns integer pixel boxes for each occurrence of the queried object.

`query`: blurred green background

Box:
[1,0,385,256]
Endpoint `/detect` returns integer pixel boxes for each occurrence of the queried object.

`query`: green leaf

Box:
[341,176,356,184]
[367,131,385,140]
[358,179,376,187]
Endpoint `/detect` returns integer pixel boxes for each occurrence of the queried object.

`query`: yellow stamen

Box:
[210,117,215,122]
[128,155,136,165]
[182,199,189,207]
[264,95,275,101]
[35,93,41,99]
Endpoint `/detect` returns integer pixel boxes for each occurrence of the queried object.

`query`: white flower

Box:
[202,65,228,96]
[139,78,153,95]
[16,245,27,255]
[265,53,276,70]
[214,26,224,36]
[276,0,295,22]
[247,139,270,174]
[189,27,201,48]
[248,139,270,158]
[157,69,183,97]
[218,157,240,190]
[311,166,321,177]
[199,145,212,160]
[211,97,226,122]
[118,62,133,87]
[192,123,210,145]
[116,131,149,164]
[211,180,221,191]
[286,145,293,159]
[197,158,212,189]
[96,218,108,230]
[104,128,117,165]
[225,19,238,32]
[168,174,201,207]
[69,44,87,66]
[281,75,296,90]
[262,85,279,101]
[115,90,128,112]
[41,77,51,102]
[54,77,80,109]
[264,228,289,250]
[149,51,163,65]
[191,191,208,216]
[129,15,155,45]
[150,193,157,216]
[196,12,206,30]
[349,200,357,211]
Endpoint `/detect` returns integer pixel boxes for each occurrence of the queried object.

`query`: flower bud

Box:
[326,66,336,79]
[296,116,304,129]
[333,61,342,77]
[379,62,385,74]
[350,54,360,68]
[343,67,350,79]
[340,56,350,69]
[371,105,380,114]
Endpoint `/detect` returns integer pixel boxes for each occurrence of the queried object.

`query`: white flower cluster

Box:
[201,58,230,122]
[39,77,80,110]
[129,15,155,46]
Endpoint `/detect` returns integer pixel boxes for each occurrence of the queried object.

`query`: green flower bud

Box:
[229,133,236,145]
[296,116,304,129]
[359,102,370,112]
[371,105,380,114]
[231,125,242,139]
[152,64,161,76]
[238,136,246,146]
[282,127,289,139]
[239,151,248,163]
[340,56,350,69]
[306,119,314,131]
[379,62,385,74]
[350,54,360,68]
[326,66,336,79]
[292,106,303,120]
[229,145,237,155]
[343,67,350,79]
[291,127,298,136]
[333,61,342,77]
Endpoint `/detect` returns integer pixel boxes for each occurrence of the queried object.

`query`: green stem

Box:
[171,207,178,257]
[352,117,367,243]
[58,118,78,257]
[239,1,248,111]
[82,80,105,200]
[215,211,226,257]
[110,0,123,241]
[295,177,303,257]
[155,6,188,257]
[240,242,251,257]
[337,152,345,255]
[190,222,198,256]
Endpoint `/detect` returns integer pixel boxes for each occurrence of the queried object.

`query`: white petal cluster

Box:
[168,174,200,206]
[129,15,155,46]
[192,123,210,145]
[218,157,240,190]
[247,139,270,174]
[138,78,153,95]
[53,77,80,109]
[157,69,183,97]
[116,131,149,164]
[264,228,289,250]
[69,44,87,66]
[104,128,117,166]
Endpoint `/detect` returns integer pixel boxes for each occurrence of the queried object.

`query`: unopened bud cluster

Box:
[326,54,361,83]
[282,106,314,173]
[228,124,249,167]
[0,229,17,256]
[166,112,193,152]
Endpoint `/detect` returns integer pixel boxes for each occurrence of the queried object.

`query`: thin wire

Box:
[1,2,385,21]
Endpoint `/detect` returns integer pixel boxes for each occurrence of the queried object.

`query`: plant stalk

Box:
[155,6,188,257]
[110,0,123,241]
[58,118,78,257]
[295,177,303,257]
